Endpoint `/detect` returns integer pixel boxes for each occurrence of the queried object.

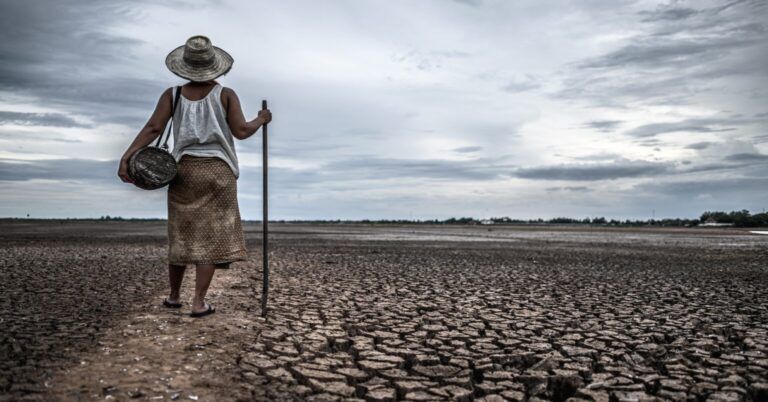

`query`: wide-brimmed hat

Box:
[165,35,233,82]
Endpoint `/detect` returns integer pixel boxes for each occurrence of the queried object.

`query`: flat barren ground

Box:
[1,221,767,401]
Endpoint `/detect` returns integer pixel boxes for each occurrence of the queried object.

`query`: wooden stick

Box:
[261,99,269,318]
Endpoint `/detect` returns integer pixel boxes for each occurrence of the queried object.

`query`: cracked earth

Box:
[1,221,767,401]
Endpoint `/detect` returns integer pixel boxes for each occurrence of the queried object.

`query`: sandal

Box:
[190,303,215,318]
[163,298,183,308]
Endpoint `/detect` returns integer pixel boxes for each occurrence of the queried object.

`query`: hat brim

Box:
[165,45,234,82]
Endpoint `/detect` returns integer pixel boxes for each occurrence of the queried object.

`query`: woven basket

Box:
[128,146,177,190]
[128,86,182,190]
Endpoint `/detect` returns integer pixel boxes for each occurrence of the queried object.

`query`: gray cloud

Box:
[584,1,766,70]
[513,160,669,181]
[677,162,745,174]
[0,1,171,126]
[685,141,714,150]
[583,120,622,132]
[452,0,482,6]
[501,75,540,93]
[626,175,768,218]
[567,152,624,162]
[18,153,747,189]
[0,158,116,182]
[639,6,698,22]
[637,177,768,197]
[636,138,663,147]
[452,146,482,153]
[0,131,82,143]
[0,155,514,187]
[0,111,89,128]
[753,134,768,144]
[558,0,768,107]
[724,152,768,161]
[625,117,741,138]
[579,34,759,70]
[673,148,768,173]
[323,156,513,181]
[546,186,590,192]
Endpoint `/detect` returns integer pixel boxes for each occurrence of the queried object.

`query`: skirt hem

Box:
[168,255,248,266]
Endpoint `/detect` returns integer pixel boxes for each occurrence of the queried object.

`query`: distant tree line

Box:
[96,216,166,221]
[4,210,765,228]
[489,216,700,227]
[700,210,768,227]
[269,210,767,227]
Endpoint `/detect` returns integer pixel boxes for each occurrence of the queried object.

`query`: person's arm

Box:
[117,88,174,183]
[222,87,272,140]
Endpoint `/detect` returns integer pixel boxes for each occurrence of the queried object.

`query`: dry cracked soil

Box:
[1,220,767,402]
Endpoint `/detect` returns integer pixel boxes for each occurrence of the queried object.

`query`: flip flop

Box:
[190,303,215,318]
[163,298,183,308]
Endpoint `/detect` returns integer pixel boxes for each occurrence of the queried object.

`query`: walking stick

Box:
[261,99,269,318]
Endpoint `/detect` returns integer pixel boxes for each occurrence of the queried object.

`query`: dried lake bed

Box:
[1,220,767,401]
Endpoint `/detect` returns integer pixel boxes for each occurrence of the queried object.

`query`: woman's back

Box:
[171,82,240,178]
[180,82,217,101]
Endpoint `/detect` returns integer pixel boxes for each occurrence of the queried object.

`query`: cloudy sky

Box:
[0,0,766,220]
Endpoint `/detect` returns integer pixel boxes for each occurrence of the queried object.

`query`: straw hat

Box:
[165,35,233,82]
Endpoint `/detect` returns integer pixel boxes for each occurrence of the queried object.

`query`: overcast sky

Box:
[0,0,766,220]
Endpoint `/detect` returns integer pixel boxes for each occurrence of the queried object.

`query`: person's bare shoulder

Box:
[153,87,174,114]
[220,87,240,110]
[159,87,173,102]
[221,86,238,99]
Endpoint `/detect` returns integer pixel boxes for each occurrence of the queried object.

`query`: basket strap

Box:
[154,86,182,149]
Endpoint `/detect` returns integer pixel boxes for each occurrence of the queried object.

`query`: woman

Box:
[117,35,272,318]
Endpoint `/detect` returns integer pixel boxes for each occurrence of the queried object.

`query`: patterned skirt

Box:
[167,155,247,266]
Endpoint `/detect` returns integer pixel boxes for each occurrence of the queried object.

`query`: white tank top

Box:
[170,84,240,178]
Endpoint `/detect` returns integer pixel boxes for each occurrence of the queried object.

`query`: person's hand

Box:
[257,108,272,125]
[118,158,133,183]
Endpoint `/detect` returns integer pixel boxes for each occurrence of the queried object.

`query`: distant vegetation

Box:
[699,210,768,227]
[266,210,767,227]
[3,210,766,227]
[96,216,166,222]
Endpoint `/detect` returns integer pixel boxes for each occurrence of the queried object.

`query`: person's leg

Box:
[192,263,216,312]
[168,264,186,302]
